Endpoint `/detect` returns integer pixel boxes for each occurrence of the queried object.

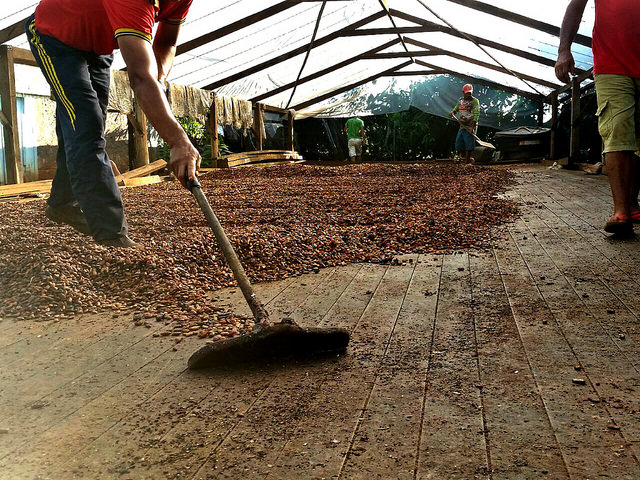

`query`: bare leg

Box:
[631,154,640,217]
[605,151,634,222]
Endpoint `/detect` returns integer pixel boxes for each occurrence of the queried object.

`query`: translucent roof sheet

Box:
[2,0,595,123]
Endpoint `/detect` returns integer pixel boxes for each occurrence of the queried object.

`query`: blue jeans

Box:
[455,129,475,152]
[26,15,127,241]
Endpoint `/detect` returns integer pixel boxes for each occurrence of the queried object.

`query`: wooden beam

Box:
[176,1,306,56]
[235,160,303,169]
[210,93,220,166]
[381,70,443,76]
[569,75,580,165]
[414,59,544,101]
[0,179,51,198]
[556,80,595,105]
[341,26,441,36]
[362,50,445,59]
[377,0,412,58]
[11,47,37,67]
[263,104,291,114]
[203,10,387,90]
[114,159,167,185]
[122,175,162,187]
[443,0,592,47]
[0,17,29,46]
[0,109,10,127]
[550,92,558,160]
[221,149,298,162]
[546,68,593,99]
[292,60,412,111]
[254,103,265,152]
[537,101,544,127]
[227,152,302,168]
[390,9,579,72]
[250,39,400,103]
[288,110,295,151]
[0,162,167,196]
[127,98,149,169]
[0,45,22,184]
[405,37,561,89]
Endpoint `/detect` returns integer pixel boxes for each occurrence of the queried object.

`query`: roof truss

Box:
[189,2,584,108]
[443,0,592,47]
[0,1,592,110]
[389,9,584,74]
[292,60,413,111]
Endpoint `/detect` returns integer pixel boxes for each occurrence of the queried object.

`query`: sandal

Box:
[604,216,634,236]
[631,212,640,224]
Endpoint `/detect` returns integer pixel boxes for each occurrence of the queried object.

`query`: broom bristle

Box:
[187,322,350,369]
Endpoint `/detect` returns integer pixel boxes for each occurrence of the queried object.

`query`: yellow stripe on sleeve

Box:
[161,17,187,25]
[114,28,152,43]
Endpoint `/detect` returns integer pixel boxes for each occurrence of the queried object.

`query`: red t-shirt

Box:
[35,0,192,55]
[592,0,640,77]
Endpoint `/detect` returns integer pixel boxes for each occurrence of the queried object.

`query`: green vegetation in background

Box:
[296,74,539,161]
[152,117,230,167]
[352,74,541,130]
[295,109,495,162]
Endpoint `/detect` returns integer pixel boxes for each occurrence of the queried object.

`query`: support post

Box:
[569,76,580,167]
[254,103,264,151]
[0,45,23,184]
[127,97,149,169]
[550,92,558,160]
[210,93,220,167]
[537,101,544,127]
[288,109,295,152]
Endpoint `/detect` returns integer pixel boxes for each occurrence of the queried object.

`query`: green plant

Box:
[152,117,230,167]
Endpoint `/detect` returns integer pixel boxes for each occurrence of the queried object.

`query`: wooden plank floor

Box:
[1,166,639,479]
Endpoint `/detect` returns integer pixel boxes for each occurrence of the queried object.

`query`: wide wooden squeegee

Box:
[186,175,350,369]
[453,116,495,149]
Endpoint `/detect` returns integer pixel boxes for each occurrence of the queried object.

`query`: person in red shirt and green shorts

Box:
[557,0,640,236]
[344,117,366,162]
[449,84,480,164]
[26,0,201,247]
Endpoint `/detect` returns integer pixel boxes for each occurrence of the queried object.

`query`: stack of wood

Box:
[217,150,304,168]
[0,159,168,199]
[113,159,168,186]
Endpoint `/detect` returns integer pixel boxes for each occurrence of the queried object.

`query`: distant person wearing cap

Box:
[556,0,640,237]
[449,84,480,164]
[25,0,201,248]
[344,117,366,162]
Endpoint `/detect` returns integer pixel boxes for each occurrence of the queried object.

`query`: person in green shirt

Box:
[449,84,480,164]
[344,117,366,162]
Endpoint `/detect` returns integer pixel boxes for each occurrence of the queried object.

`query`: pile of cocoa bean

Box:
[0,163,516,337]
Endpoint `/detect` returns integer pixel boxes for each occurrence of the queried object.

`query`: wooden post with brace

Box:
[210,93,220,167]
[127,96,149,169]
[569,76,581,167]
[288,109,295,152]
[0,45,23,184]
[550,92,558,160]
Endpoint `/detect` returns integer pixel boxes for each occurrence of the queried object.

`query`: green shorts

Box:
[594,74,640,154]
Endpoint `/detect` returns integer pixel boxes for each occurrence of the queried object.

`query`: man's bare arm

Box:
[154,22,180,84]
[118,36,200,187]
[555,0,589,83]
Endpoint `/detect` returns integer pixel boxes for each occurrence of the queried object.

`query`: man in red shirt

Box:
[556,0,640,236]
[26,0,201,247]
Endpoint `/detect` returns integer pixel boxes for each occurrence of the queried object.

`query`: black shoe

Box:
[45,204,91,235]
[96,235,138,248]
